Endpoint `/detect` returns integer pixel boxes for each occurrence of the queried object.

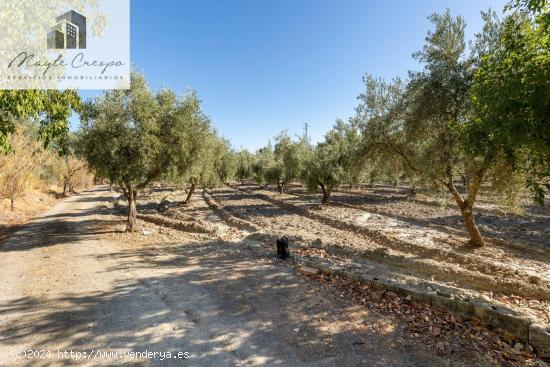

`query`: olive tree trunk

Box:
[408,184,417,198]
[184,182,196,204]
[445,169,486,247]
[461,206,484,246]
[124,184,138,233]
[277,179,285,194]
[319,182,331,205]
[127,194,137,232]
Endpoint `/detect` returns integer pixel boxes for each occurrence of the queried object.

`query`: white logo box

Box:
[0,0,130,90]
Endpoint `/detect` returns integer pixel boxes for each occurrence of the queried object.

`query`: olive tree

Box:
[329,119,362,189]
[355,75,417,190]
[404,10,492,246]
[234,150,254,183]
[79,72,208,231]
[303,124,351,204]
[212,138,236,185]
[357,11,489,246]
[356,9,543,247]
[471,5,550,204]
[265,131,309,193]
[158,89,217,205]
[175,133,234,204]
[251,145,275,187]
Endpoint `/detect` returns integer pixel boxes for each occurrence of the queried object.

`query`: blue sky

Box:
[76,0,508,151]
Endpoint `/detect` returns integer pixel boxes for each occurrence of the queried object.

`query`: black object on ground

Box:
[276,236,290,260]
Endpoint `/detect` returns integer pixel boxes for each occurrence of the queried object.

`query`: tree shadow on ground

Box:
[0,234,495,367]
[0,191,120,253]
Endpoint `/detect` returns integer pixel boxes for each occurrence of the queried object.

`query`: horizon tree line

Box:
[0,1,547,247]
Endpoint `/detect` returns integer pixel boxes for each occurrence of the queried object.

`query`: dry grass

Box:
[0,185,61,241]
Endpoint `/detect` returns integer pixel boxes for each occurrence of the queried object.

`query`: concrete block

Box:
[393,287,434,306]
[473,302,531,341]
[529,323,550,358]
[298,256,539,347]
[298,266,319,276]
[431,295,475,318]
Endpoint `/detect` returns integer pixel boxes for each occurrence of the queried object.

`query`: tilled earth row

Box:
[205,186,550,325]
[129,188,545,365]
[279,184,550,256]
[238,185,550,292]
[294,184,550,249]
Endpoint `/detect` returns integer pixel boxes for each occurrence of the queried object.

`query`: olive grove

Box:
[79,72,228,231]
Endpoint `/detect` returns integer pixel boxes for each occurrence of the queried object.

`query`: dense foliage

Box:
[79,72,230,231]
[2,1,547,247]
[472,3,550,204]
[0,90,80,152]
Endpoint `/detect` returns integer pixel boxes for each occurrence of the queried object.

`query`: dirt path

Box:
[0,187,524,366]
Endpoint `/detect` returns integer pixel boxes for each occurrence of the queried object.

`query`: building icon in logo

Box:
[47,10,86,49]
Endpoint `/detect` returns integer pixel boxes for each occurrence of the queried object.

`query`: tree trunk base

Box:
[462,209,485,247]
[126,192,138,232]
[466,238,485,248]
